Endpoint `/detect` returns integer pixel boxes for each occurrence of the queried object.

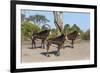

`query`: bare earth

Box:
[21,40,90,63]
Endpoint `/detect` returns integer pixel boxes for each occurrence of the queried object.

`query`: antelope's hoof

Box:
[47,55,50,57]
[56,55,60,56]
[56,54,60,56]
[63,48,65,49]
[72,46,74,48]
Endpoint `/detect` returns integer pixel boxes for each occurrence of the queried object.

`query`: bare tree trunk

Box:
[53,11,63,35]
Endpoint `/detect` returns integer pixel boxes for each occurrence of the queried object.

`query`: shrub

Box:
[48,28,59,38]
[21,21,40,40]
[81,30,90,40]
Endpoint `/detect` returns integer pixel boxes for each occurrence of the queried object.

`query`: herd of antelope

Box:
[31,29,79,57]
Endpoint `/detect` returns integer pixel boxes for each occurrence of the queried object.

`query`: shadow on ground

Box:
[40,51,57,57]
[28,46,43,49]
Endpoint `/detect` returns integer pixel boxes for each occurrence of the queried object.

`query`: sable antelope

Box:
[67,31,79,48]
[32,30,50,49]
[46,34,66,57]
[46,31,78,57]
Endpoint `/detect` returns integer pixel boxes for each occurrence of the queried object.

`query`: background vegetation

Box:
[21,14,90,41]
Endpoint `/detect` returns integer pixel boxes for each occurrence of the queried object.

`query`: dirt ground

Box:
[21,40,90,63]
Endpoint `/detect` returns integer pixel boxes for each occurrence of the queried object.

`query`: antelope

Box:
[67,31,79,48]
[46,34,66,57]
[32,30,50,49]
[46,31,78,57]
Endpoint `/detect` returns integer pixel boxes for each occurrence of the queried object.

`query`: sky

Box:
[21,10,90,31]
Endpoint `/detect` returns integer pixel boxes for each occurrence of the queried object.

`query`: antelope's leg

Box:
[32,39,33,48]
[46,42,50,57]
[56,45,60,56]
[71,40,74,48]
[42,40,45,49]
[41,40,43,48]
[34,41,36,48]
[62,44,64,49]
[32,39,36,49]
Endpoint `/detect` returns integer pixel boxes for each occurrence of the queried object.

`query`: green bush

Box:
[63,24,81,35]
[48,28,59,38]
[63,24,90,40]
[81,30,90,40]
[21,21,40,40]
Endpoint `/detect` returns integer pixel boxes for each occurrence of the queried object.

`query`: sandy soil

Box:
[21,40,90,63]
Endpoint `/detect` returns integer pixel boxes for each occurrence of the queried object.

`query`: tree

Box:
[21,21,40,40]
[21,14,25,22]
[63,24,71,34]
[85,29,90,40]
[29,14,49,25]
[53,11,63,35]
[70,24,80,33]
[81,29,90,40]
